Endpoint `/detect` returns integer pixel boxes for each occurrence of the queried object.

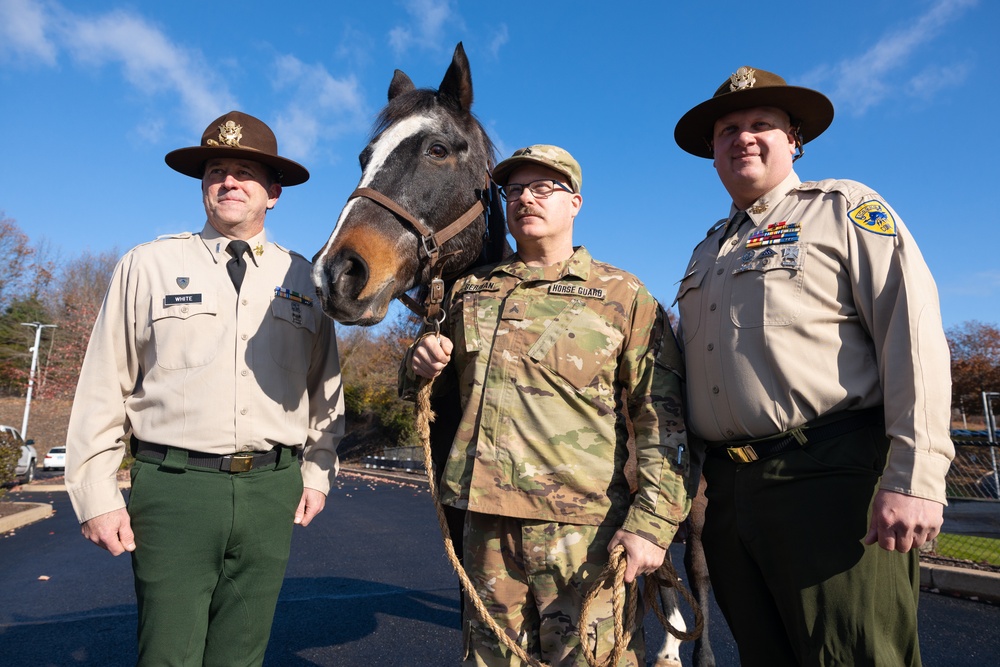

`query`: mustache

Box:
[515,205,543,219]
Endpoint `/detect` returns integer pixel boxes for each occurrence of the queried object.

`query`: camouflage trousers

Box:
[461,512,643,667]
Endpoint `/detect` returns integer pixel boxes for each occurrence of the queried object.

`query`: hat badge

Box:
[206,120,243,148]
[729,67,757,92]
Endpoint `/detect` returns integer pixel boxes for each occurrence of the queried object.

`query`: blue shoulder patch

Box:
[849,201,896,237]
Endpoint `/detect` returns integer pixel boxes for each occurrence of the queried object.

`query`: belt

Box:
[708,407,883,464]
[134,441,286,473]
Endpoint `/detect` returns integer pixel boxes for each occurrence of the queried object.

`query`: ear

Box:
[389,69,414,101]
[267,182,282,209]
[438,42,473,112]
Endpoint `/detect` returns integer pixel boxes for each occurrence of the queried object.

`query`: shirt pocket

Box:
[527,299,624,391]
[151,292,221,369]
[269,296,318,373]
[730,244,807,327]
[674,264,708,345]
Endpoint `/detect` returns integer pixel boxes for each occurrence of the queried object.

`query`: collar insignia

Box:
[750,201,769,214]
[254,243,264,256]
[729,67,757,92]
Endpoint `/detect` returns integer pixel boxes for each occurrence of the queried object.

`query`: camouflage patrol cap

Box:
[165,110,310,186]
[492,144,582,193]
[674,66,834,159]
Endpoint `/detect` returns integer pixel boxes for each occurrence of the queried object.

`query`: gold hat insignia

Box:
[207,120,243,148]
[729,67,757,92]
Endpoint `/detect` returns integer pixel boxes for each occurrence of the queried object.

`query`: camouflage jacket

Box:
[401,247,690,548]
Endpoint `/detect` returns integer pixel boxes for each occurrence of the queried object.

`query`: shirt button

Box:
[716,268,724,275]
[731,238,739,246]
[707,343,714,351]
[726,429,735,437]
[709,303,717,312]
[241,298,248,306]
[241,334,248,341]
[240,408,248,415]
[712,386,720,394]
[241,369,249,376]
[181,306,189,314]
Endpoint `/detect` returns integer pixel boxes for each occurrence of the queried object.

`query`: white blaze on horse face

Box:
[311,112,440,292]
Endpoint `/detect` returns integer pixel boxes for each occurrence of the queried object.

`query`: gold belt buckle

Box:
[727,445,759,463]
[229,453,254,472]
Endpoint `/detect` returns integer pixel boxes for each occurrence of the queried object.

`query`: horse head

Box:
[313,42,507,326]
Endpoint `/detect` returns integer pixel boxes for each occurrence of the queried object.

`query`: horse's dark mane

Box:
[371,87,498,170]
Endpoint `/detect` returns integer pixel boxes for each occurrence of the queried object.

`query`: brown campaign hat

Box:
[492,144,582,193]
[165,110,309,186]
[674,66,834,159]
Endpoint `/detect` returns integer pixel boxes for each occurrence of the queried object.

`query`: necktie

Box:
[226,240,251,293]
[719,211,750,248]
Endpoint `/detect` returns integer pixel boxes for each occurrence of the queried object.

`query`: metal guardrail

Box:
[360,455,425,474]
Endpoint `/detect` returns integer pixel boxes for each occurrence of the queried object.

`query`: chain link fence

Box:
[923,431,1000,571]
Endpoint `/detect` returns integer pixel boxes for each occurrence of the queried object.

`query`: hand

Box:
[81,508,135,556]
[608,530,667,584]
[411,334,454,379]
[864,489,944,553]
[294,487,327,527]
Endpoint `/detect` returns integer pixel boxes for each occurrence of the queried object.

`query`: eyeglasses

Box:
[498,179,573,201]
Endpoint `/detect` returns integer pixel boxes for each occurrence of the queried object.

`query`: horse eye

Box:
[427,143,448,160]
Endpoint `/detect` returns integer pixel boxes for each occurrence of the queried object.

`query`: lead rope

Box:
[416,379,705,667]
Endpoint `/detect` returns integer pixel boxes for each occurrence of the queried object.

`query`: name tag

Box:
[548,284,606,300]
[460,280,500,293]
[164,294,203,305]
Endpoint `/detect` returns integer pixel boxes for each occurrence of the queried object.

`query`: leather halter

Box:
[347,184,487,329]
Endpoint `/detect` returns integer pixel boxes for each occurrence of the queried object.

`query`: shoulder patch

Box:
[849,200,897,237]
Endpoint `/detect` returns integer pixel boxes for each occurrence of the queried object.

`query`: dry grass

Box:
[0,396,73,458]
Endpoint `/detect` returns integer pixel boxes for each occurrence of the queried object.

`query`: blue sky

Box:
[1,0,996,331]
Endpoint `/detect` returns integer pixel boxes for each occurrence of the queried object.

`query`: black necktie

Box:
[719,211,750,248]
[226,240,251,293]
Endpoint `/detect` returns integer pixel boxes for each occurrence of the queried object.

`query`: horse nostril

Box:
[327,249,369,299]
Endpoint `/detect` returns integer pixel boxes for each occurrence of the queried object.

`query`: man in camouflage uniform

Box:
[401,145,689,666]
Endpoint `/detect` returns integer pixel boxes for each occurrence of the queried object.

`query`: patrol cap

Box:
[165,110,310,186]
[492,144,582,193]
[674,66,834,159]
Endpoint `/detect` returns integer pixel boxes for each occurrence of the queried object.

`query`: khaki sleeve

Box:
[65,253,139,523]
[300,313,345,495]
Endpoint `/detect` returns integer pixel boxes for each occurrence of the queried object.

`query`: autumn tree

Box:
[42,249,120,398]
[948,320,1000,419]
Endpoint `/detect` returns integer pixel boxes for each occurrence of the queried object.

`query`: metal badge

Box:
[176,277,190,289]
[206,120,243,147]
[729,67,757,92]
[253,243,264,256]
[750,201,769,214]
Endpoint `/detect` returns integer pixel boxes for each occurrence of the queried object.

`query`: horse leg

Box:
[684,474,715,667]
[652,561,685,667]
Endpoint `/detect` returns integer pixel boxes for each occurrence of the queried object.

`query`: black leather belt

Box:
[134,441,285,473]
[708,407,883,464]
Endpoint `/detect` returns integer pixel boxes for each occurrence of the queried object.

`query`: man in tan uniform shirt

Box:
[673,68,953,665]
[66,111,344,666]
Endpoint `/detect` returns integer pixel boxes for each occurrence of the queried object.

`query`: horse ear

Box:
[438,42,473,112]
[389,69,415,101]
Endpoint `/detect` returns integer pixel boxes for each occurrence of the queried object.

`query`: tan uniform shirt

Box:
[402,247,690,548]
[67,224,344,522]
[676,171,953,502]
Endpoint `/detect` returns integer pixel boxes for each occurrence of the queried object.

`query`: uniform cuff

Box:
[622,505,679,550]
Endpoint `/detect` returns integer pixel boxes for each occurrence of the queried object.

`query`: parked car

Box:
[43,446,66,471]
[1,425,37,483]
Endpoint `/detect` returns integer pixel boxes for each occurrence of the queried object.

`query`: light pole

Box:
[20,322,56,439]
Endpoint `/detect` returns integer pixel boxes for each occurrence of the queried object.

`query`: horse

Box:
[311,42,714,666]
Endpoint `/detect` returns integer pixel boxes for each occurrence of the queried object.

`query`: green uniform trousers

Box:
[128,447,302,667]
[701,420,921,666]
[461,512,643,667]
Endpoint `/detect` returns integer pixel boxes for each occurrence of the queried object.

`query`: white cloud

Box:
[388,0,458,54]
[270,55,368,162]
[0,1,236,131]
[802,0,978,115]
[488,25,509,60]
[0,0,58,65]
